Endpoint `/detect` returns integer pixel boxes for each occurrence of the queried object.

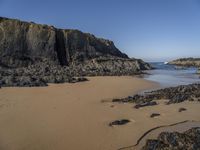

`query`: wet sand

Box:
[0,76,200,150]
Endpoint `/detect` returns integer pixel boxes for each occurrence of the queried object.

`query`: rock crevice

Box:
[55,29,68,66]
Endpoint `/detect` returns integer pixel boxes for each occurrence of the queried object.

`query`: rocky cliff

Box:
[0,17,128,68]
[0,17,151,87]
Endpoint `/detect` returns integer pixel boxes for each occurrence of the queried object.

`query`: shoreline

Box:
[0,76,200,150]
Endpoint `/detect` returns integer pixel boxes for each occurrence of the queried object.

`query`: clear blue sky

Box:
[0,0,200,61]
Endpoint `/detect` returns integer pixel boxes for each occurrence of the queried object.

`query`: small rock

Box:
[109,119,130,126]
[134,101,157,109]
[150,113,160,118]
[178,107,187,112]
[77,77,88,82]
[112,98,122,102]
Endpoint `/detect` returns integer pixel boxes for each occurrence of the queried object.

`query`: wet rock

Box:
[178,107,187,112]
[142,127,200,150]
[150,113,160,118]
[134,101,157,109]
[109,119,130,126]
[113,84,200,104]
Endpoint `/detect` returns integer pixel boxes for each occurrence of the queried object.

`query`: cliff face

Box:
[169,58,200,68]
[0,17,151,87]
[0,17,127,68]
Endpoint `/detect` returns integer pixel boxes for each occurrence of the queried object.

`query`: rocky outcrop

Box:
[169,58,200,68]
[169,58,200,75]
[142,127,200,150]
[0,17,151,87]
[0,57,150,87]
[113,84,200,105]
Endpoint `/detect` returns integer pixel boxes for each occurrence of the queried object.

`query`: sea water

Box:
[144,62,200,87]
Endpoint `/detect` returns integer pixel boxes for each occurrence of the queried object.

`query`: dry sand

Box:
[0,76,200,150]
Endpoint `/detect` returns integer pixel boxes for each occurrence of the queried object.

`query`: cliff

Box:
[0,17,128,68]
[0,17,151,87]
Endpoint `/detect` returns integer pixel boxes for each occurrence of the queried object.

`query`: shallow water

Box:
[144,62,200,88]
[119,63,200,150]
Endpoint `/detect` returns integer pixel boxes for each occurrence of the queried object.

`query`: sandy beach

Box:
[0,76,200,150]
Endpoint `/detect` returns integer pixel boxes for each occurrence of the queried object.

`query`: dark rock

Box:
[150,113,160,118]
[109,119,130,126]
[113,84,200,104]
[112,98,122,103]
[142,139,168,150]
[178,107,187,112]
[69,77,88,83]
[142,127,200,150]
[134,101,157,109]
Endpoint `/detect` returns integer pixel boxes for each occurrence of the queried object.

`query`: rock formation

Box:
[169,58,200,68]
[0,17,151,87]
[142,127,200,150]
[113,83,200,105]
